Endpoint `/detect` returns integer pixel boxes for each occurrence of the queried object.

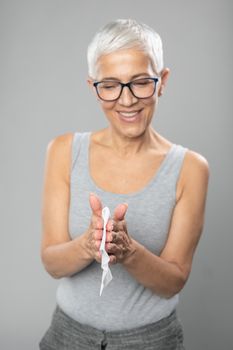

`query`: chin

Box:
[115,124,149,139]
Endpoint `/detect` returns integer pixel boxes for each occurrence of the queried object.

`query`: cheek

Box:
[143,94,157,106]
[100,101,116,112]
[140,98,157,115]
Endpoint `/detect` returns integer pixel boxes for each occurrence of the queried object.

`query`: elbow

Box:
[41,260,63,280]
[45,267,63,279]
[162,285,184,300]
[172,272,189,298]
[165,277,187,299]
[164,263,190,298]
[40,249,64,280]
[159,271,189,299]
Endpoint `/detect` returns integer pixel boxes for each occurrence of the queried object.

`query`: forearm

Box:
[122,240,186,298]
[41,233,94,279]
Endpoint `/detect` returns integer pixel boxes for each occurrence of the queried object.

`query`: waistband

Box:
[54,304,178,339]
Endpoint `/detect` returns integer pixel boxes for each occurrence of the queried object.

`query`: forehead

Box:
[96,48,155,81]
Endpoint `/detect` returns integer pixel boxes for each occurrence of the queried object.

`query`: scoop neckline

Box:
[86,131,176,198]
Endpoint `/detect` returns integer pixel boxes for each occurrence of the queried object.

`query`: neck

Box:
[105,126,159,158]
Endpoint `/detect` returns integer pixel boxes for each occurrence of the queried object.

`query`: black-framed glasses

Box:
[93,77,159,102]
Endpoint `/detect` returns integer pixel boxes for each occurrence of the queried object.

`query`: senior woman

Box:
[39,19,209,350]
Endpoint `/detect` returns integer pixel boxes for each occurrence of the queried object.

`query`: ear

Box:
[87,76,94,90]
[158,68,170,97]
[86,76,100,100]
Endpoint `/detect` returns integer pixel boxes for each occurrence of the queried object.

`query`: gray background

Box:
[1,0,232,349]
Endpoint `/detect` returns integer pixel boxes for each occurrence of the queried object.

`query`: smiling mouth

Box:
[117,109,143,121]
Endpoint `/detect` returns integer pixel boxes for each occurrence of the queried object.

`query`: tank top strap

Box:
[160,143,189,188]
[71,131,90,172]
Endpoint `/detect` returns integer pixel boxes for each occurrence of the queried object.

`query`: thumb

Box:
[89,192,103,217]
[113,203,128,221]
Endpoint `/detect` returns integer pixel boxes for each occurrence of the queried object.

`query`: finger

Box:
[95,239,102,250]
[111,220,125,232]
[106,242,120,255]
[109,254,117,265]
[95,250,102,263]
[92,216,104,230]
[113,203,128,221]
[106,219,114,231]
[106,232,113,243]
[106,230,121,243]
[111,230,128,245]
[122,220,128,234]
[94,229,103,240]
[89,192,103,217]
[106,231,120,243]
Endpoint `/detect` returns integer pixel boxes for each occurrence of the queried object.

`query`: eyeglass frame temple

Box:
[93,77,159,101]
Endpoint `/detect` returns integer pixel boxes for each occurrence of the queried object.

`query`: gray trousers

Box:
[39,305,185,349]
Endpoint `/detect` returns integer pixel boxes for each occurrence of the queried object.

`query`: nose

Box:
[118,85,138,106]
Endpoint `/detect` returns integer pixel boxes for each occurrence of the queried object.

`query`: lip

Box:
[117,109,143,123]
[117,109,142,113]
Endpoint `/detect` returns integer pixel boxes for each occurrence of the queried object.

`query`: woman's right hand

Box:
[84,193,113,263]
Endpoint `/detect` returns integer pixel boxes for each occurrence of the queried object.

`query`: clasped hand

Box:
[85,193,134,264]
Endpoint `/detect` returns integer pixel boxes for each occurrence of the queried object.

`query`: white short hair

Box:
[87,19,164,79]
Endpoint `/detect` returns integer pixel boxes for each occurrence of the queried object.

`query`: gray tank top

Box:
[56,131,188,331]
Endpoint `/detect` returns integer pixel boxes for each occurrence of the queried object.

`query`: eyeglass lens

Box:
[96,78,157,101]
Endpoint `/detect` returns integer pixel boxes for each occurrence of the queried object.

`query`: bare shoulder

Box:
[44,132,75,184]
[184,149,210,179]
[177,148,210,202]
[47,132,74,151]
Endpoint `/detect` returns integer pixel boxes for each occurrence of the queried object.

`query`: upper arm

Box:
[40,132,74,252]
[160,150,210,283]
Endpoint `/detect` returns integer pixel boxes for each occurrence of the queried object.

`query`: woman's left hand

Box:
[106,204,136,264]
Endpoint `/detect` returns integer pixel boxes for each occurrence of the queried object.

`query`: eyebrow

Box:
[100,73,151,81]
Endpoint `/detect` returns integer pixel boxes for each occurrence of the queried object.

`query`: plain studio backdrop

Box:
[1,1,232,349]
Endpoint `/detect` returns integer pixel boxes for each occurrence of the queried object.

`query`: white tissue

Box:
[99,207,112,296]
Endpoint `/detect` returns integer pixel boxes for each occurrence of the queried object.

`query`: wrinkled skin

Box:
[85,193,134,264]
